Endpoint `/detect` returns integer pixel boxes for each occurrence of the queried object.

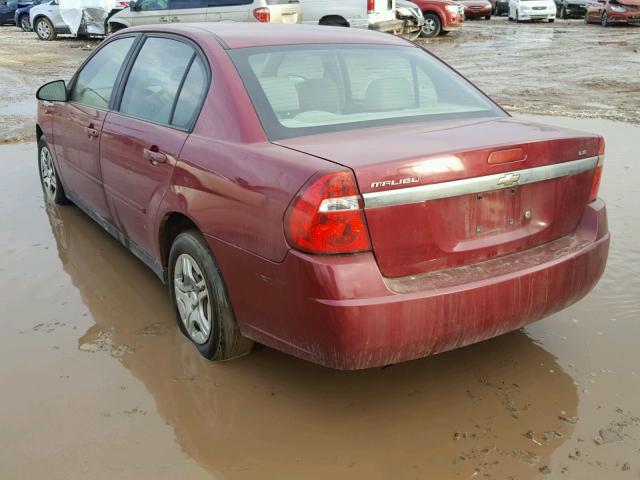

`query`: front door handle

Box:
[143,147,168,165]
[43,100,55,114]
[170,16,180,22]
[85,124,99,137]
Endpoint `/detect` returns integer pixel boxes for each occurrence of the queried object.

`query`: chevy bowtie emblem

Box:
[497,173,521,187]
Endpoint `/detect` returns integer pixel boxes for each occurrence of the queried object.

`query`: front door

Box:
[100,35,208,255]
[53,35,137,221]
[130,0,170,25]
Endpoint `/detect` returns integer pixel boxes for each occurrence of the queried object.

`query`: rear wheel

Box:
[19,14,31,32]
[420,13,442,38]
[38,137,68,205]
[169,231,253,361]
[35,17,56,40]
[549,18,555,22]
[319,16,349,27]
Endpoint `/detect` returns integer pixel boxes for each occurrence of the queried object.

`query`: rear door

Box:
[168,0,209,22]
[206,0,252,22]
[100,35,209,255]
[52,35,137,221]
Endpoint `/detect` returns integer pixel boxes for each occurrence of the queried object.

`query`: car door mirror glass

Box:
[37,80,68,102]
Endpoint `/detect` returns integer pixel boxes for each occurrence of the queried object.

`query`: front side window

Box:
[119,37,207,127]
[70,36,135,109]
[230,44,505,140]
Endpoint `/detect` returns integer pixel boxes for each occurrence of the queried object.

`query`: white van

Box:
[108,0,302,33]
[300,0,402,32]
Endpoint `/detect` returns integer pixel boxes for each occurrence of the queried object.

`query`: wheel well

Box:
[32,14,46,24]
[159,213,199,268]
[422,10,444,22]
[36,124,43,142]
[319,15,349,27]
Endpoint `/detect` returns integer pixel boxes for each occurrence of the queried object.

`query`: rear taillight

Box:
[367,0,375,13]
[590,136,605,202]
[285,171,371,254]
[253,7,270,22]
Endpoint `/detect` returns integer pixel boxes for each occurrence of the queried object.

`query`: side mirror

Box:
[36,80,67,102]
[129,0,139,10]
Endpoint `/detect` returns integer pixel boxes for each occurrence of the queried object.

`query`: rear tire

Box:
[19,14,31,32]
[35,17,56,40]
[169,231,253,362]
[420,13,442,37]
[38,137,68,205]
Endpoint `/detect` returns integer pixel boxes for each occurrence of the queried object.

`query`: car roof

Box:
[122,23,413,50]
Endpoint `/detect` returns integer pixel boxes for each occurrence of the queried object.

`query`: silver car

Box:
[108,0,302,33]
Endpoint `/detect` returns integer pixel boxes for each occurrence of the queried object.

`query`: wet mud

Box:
[0,115,639,479]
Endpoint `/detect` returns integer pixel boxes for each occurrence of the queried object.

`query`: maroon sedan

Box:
[585,0,640,25]
[460,0,494,17]
[36,24,609,369]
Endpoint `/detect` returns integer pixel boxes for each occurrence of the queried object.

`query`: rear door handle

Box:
[85,124,99,137]
[143,147,168,165]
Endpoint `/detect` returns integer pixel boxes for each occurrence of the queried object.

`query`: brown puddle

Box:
[0,116,639,479]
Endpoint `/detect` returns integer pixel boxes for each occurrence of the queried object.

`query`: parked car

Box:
[556,0,588,16]
[298,0,402,32]
[0,0,31,25]
[396,0,425,38]
[108,0,303,33]
[410,0,464,37]
[460,0,492,17]
[509,0,557,20]
[585,0,640,25]
[36,23,609,370]
[14,0,41,30]
[30,0,126,40]
[494,0,509,14]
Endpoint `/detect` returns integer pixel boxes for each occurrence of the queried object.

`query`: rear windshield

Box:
[229,44,505,141]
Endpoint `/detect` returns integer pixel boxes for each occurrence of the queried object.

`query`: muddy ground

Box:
[1,18,639,143]
[1,16,640,480]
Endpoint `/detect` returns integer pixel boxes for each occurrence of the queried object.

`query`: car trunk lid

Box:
[276,117,601,278]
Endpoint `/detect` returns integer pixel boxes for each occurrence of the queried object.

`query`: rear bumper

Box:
[369,18,405,32]
[213,200,608,370]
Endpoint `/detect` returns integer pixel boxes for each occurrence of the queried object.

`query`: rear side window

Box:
[172,56,207,129]
[70,37,135,109]
[119,37,208,128]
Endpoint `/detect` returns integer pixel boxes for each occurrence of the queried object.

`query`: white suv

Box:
[300,0,403,32]
[108,0,302,33]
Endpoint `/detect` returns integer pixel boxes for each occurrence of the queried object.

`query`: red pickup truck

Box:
[412,0,465,37]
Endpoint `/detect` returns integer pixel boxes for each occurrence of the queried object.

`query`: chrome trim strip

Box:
[362,156,599,209]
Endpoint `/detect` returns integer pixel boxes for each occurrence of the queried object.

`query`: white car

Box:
[30,0,126,40]
[300,0,403,33]
[508,0,556,20]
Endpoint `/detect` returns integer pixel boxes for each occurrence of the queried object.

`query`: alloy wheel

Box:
[173,253,212,345]
[36,19,50,39]
[20,15,30,31]
[422,18,437,35]
[40,146,57,201]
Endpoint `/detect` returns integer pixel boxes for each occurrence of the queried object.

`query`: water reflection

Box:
[46,202,578,479]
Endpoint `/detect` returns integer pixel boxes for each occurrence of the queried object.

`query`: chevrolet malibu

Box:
[36,24,609,369]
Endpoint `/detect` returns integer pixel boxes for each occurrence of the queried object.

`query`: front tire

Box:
[38,137,67,205]
[35,17,56,40]
[169,231,253,361]
[420,13,442,38]
[560,5,568,18]
[601,10,609,26]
